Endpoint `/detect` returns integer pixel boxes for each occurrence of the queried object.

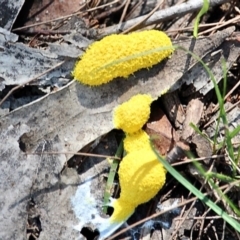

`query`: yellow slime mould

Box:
[124,129,151,153]
[73,30,173,86]
[117,150,166,209]
[96,149,166,239]
[113,94,153,134]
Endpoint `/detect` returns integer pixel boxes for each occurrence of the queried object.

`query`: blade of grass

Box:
[237,147,240,165]
[229,125,240,139]
[152,143,240,232]
[175,45,222,109]
[176,46,236,167]
[103,140,123,213]
[192,159,240,216]
[189,123,214,144]
[217,61,236,174]
[193,0,209,37]
[175,44,224,152]
[205,172,236,183]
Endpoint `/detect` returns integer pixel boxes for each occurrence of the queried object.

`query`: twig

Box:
[124,0,143,21]
[27,150,121,160]
[98,0,228,37]
[198,14,240,35]
[119,0,131,25]
[175,215,233,220]
[12,0,121,32]
[20,30,71,35]
[13,11,85,32]
[94,0,127,21]
[166,18,237,34]
[122,0,164,34]
[204,100,240,128]
[0,61,65,107]
[85,0,122,13]
[212,77,240,113]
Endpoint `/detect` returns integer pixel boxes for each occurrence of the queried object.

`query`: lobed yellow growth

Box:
[113,94,153,134]
[124,130,151,153]
[73,30,173,86]
[110,149,166,223]
[109,94,167,225]
[81,92,168,239]
[109,199,135,223]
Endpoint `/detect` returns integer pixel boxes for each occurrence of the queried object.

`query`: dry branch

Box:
[98,0,228,37]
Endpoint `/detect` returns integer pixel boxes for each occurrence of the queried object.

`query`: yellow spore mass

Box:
[73,30,173,86]
[113,94,153,134]
[109,199,135,223]
[124,130,151,153]
[110,149,166,223]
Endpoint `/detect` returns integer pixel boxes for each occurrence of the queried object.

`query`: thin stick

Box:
[27,151,239,165]
[0,61,65,107]
[27,151,121,160]
[94,0,127,21]
[166,21,233,34]
[124,1,142,21]
[198,15,240,35]
[12,0,121,32]
[212,78,240,113]
[99,0,227,37]
[119,0,131,25]
[204,100,240,128]
[122,0,164,34]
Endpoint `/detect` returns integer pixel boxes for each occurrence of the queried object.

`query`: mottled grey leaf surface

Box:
[0,39,74,90]
[0,26,18,42]
[0,28,90,91]
[0,123,81,239]
[0,0,25,30]
[181,40,240,96]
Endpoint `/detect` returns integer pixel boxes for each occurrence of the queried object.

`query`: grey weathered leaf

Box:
[0,28,91,90]
[0,126,82,240]
[181,40,240,95]
[0,27,18,42]
[0,0,25,30]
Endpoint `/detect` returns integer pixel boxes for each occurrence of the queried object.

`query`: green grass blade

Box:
[175,45,222,105]
[229,125,240,139]
[205,172,236,183]
[103,140,123,213]
[152,144,240,232]
[193,0,209,37]
[189,123,213,144]
[237,146,240,165]
[218,61,236,171]
[192,159,240,216]
[175,46,235,162]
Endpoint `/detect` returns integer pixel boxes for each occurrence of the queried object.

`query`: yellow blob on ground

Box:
[73,30,173,86]
[113,94,153,134]
[109,149,166,223]
[110,199,135,223]
[119,150,166,205]
[124,130,151,153]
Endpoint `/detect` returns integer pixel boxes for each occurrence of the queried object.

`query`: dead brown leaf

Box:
[146,106,178,156]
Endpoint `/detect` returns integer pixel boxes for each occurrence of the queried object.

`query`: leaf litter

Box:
[1,1,240,239]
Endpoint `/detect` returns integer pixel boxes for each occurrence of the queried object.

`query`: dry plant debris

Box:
[1,0,240,240]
